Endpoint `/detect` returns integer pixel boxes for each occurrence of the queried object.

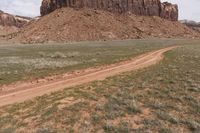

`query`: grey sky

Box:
[0,0,199,21]
[0,0,42,17]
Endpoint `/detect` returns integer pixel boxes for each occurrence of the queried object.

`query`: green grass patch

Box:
[0,39,200,132]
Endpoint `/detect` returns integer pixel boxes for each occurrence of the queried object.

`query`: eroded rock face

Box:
[40,0,178,21]
[160,2,178,21]
[0,10,31,28]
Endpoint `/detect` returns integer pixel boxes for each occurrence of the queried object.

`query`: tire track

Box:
[0,46,176,107]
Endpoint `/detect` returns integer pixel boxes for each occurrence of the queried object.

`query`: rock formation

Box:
[0,10,31,28]
[40,0,178,21]
[160,2,178,21]
[13,7,199,43]
[180,20,200,33]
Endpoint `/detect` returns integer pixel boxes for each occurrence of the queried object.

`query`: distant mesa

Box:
[0,10,31,28]
[40,0,178,21]
[0,10,32,36]
[180,20,200,33]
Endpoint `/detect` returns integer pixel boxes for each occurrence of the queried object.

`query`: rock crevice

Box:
[40,0,178,21]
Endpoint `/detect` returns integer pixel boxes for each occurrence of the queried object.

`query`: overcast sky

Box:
[0,0,42,17]
[0,0,199,21]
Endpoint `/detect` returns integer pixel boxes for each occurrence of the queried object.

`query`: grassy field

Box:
[0,39,200,133]
[0,39,196,85]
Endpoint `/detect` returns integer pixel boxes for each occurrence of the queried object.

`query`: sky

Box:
[0,0,42,17]
[0,0,199,21]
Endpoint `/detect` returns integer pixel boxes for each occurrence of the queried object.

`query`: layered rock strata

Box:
[40,0,178,21]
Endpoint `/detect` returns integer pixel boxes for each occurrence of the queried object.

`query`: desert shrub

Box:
[182,119,200,131]
[156,111,179,124]
[34,128,57,133]
[50,52,66,58]
[91,113,101,124]
[159,128,174,133]
[150,101,166,109]
[117,121,131,133]
[0,127,16,133]
[38,51,46,57]
[143,119,162,126]
[103,122,115,132]
[66,52,79,58]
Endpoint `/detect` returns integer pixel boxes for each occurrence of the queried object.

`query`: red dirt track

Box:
[0,46,176,107]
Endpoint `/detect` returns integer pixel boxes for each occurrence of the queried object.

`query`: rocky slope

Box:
[180,20,200,33]
[13,8,199,43]
[40,0,178,21]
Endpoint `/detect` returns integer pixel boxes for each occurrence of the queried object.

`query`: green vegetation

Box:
[0,39,200,132]
[0,39,196,85]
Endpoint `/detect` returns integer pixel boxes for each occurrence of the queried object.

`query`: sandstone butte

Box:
[40,0,178,21]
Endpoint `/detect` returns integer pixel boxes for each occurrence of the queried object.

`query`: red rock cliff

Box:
[0,10,31,28]
[40,0,178,21]
[160,2,178,21]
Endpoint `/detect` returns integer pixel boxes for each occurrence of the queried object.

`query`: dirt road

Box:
[0,46,176,107]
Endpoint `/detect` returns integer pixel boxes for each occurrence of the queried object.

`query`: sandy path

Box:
[0,46,176,107]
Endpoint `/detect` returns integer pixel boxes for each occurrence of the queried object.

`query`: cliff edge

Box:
[40,0,178,21]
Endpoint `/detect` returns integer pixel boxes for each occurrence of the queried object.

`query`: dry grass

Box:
[0,39,191,85]
[0,40,199,132]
